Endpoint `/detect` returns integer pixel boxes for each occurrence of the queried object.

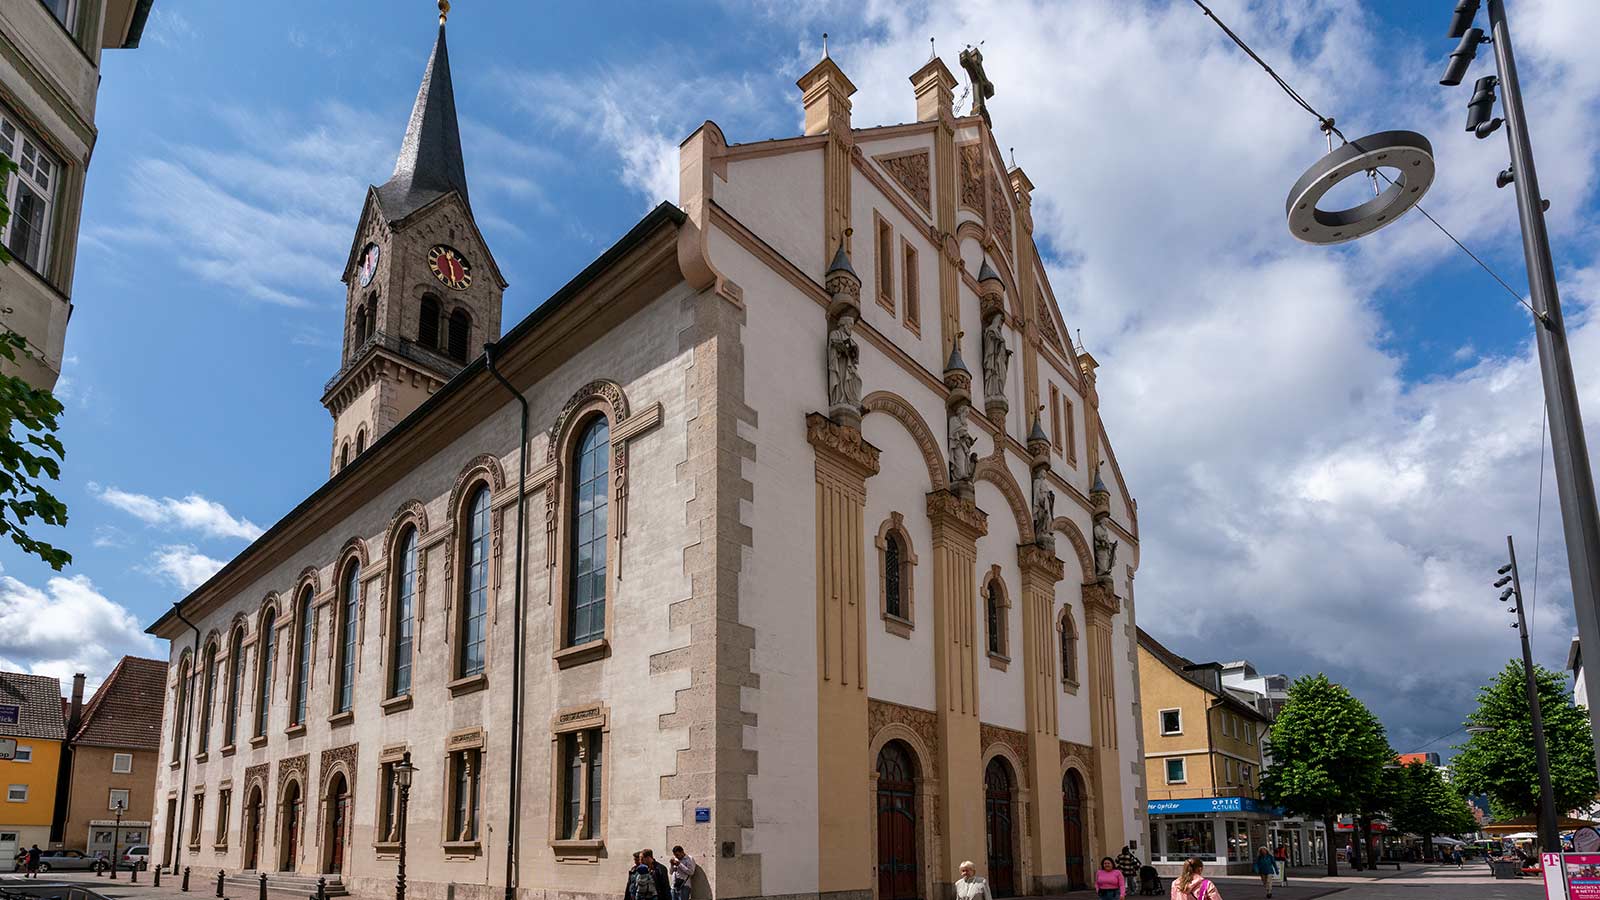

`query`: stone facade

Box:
[148,24,1145,900]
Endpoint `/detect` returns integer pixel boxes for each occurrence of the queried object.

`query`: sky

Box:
[3,0,1600,760]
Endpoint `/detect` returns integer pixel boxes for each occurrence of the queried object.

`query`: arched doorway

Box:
[323,773,350,874]
[243,786,264,870]
[984,758,1016,898]
[278,780,302,872]
[876,741,920,900]
[1063,769,1088,891]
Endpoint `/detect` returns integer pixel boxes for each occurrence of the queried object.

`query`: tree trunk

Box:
[1324,815,1339,877]
[1359,817,1376,873]
[1422,832,1433,863]
[1349,817,1363,870]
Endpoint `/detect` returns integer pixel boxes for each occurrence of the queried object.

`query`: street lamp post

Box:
[111,799,125,880]
[394,752,415,900]
[1486,536,1562,853]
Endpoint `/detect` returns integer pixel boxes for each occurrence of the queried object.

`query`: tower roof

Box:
[376,22,470,220]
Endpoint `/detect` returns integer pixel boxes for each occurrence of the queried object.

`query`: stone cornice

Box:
[806,413,880,478]
[1016,543,1064,583]
[925,489,987,539]
[1081,578,1121,619]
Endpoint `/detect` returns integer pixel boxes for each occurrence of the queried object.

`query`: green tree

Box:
[1261,674,1392,876]
[1389,761,1479,860]
[0,153,70,569]
[1451,661,1597,818]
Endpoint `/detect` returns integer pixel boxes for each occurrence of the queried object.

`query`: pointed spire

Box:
[1029,410,1049,445]
[1091,464,1108,496]
[826,240,857,278]
[978,259,1002,285]
[945,335,969,375]
[376,16,470,219]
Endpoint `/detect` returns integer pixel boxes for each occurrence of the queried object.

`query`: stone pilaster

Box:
[1017,544,1066,892]
[1081,577,1124,858]
[808,413,880,900]
[797,57,857,264]
[925,489,987,896]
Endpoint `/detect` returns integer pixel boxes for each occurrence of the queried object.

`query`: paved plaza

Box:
[0,865,1554,900]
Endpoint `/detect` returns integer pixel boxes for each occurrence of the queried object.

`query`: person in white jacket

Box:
[954,861,994,900]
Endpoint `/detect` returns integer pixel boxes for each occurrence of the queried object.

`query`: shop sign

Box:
[1147,797,1284,816]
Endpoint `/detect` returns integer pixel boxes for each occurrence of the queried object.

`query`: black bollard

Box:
[183,865,192,891]
[259,872,268,900]
[155,864,163,887]
[315,876,327,900]
[217,871,226,897]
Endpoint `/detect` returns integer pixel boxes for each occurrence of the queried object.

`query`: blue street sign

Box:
[695,807,711,823]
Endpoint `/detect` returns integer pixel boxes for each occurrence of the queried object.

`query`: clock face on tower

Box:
[357,243,381,287]
[428,244,472,290]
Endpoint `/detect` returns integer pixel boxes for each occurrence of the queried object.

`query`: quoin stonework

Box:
[147,15,1148,900]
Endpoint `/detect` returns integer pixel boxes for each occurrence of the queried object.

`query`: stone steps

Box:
[220,873,348,899]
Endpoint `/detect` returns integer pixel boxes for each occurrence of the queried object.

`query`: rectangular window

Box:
[1161,819,1216,862]
[215,789,231,847]
[1241,763,1253,784]
[1165,758,1186,784]
[448,749,481,843]
[6,785,26,802]
[876,216,894,313]
[189,793,204,847]
[559,729,603,841]
[0,111,60,274]
[1225,758,1236,784]
[109,788,130,811]
[112,752,132,774]
[13,745,31,763]
[1160,709,1182,735]
[1064,398,1077,462]
[40,0,78,34]
[1049,384,1063,451]
[902,241,920,330]
[377,761,399,844]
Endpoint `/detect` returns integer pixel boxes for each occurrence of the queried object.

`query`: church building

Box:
[148,9,1147,900]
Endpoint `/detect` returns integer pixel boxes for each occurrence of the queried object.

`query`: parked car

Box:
[120,845,149,871]
[14,849,108,873]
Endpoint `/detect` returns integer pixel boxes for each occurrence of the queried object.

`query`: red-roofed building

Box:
[61,658,166,856]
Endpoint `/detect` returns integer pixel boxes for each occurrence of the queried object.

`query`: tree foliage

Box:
[0,153,71,569]
[1261,673,1392,819]
[1451,660,1597,818]
[1388,761,1479,843]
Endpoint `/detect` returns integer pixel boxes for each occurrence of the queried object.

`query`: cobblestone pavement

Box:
[1,864,1554,900]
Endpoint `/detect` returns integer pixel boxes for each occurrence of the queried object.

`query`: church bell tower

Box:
[322,1,506,477]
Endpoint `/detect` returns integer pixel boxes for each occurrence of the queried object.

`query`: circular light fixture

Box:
[1286,130,1435,245]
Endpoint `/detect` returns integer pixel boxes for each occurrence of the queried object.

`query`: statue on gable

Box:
[826,314,862,412]
[1031,470,1054,545]
[981,315,1011,403]
[948,409,977,485]
[1093,516,1118,579]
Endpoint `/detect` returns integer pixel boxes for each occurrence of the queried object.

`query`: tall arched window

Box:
[389,528,418,697]
[884,533,904,619]
[419,295,441,350]
[197,642,217,755]
[354,308,368,348]
[225,626,245,747]
[568,418,610,647]
[171,657,190,761]
[355,429,366,455]
[1060,610,1079,686]
[339,443,350,471]
[447,309,471,362]
[291,588,312,727]
[459,485,491,677]
[984,575,1009,660]
[255,607,277,738]
[335,561,359,713]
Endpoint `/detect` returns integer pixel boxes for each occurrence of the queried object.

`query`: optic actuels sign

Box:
[1147,797,1283,815]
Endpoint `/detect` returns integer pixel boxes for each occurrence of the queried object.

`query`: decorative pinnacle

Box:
[438,0,450,24]
[822,32,829,58]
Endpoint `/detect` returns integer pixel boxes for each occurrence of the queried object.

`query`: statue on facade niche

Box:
[948,410,977,485]
[1093,516,1118,579]
[1031,471,1054,542]
[982,316,1011,402]
[826,315,862,411]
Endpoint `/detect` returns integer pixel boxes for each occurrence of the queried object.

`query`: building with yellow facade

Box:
[0,672,67,862]
[1136,630,1275,875]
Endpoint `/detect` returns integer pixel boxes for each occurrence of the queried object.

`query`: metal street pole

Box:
[1486,0,1600,773]
[1508,535,1561,853]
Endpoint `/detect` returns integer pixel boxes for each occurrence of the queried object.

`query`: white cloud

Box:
[0,569,160,689]
[148,545,229,592]
[90,483,263,541]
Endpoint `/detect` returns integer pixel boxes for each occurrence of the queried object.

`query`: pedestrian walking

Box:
[624,852,644,900]
[1116,845,1141,887]
[1273,844,1288,882]
[25,844,41,879]
[1095,857,1127,900]
[1252,847,1277,898]
[670,846,696,900]
[1170,858,1221,900]
[637,849,671,900]
[1452,848,1463,869]
[954,861,994,900]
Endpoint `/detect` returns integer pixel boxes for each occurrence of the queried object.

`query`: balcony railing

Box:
[323,331,464,394]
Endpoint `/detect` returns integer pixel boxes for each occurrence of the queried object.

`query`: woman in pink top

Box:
[1095,857,1127,899]
[1170,858,1222,900]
